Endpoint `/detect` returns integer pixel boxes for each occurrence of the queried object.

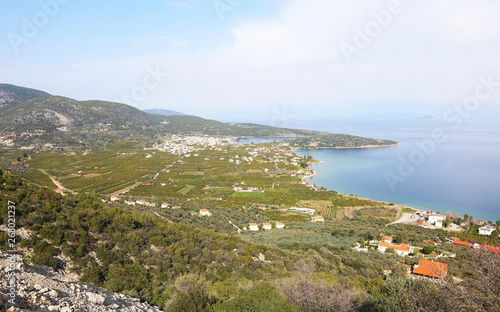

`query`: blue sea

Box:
[243,118,500,222]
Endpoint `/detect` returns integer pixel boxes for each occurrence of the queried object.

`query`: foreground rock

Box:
[0,251,162,312]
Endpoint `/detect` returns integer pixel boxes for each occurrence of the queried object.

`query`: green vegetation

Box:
[1,170,499,311]
[177,185,196,194]
[1,142,389,220]
[289,134,398,149]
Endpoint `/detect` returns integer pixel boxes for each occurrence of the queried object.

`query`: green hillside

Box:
[289,134,398,149]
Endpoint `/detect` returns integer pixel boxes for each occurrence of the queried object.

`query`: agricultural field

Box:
[0,139,398,222]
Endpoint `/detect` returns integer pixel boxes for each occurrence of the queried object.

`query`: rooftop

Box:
[413,259,448,279]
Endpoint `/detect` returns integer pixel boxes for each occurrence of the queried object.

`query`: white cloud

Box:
[24,0,500,119]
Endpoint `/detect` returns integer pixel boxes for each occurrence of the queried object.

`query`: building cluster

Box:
[55,188,76,195]
[0,136,15,146]
[446,237,500,254]
[233,186,261,192]
[288,207,316,215]
[247,222,285,231]
[152,136,235,155]
[135,199,156,207]
[301,180,320,192]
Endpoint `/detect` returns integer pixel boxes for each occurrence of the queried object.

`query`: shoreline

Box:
[293,142,400,150]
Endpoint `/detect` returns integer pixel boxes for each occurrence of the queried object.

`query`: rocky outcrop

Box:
[0,251,162,312]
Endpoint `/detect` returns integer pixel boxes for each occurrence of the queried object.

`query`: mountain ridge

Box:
[0,83,50,108]
[143,108,186,116]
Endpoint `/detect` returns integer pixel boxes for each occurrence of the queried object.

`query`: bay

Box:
[293,118,500,223]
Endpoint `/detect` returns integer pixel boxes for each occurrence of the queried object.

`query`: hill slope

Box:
[0,83,50,107]
[162,115,322,137]
[0,84,399,149]
[289,134,398,149]
[143,108,186,116]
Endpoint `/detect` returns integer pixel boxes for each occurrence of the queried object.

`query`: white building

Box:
[249,223,259,231]
[312,215,325,223]
[276,222,285,229]
[200,209,212,216]
[263,223,272,230]
[289,207,316,215]
[427,214,445,225]
[479,225,496,235]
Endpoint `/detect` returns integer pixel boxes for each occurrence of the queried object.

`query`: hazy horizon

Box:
[1,0,499,124]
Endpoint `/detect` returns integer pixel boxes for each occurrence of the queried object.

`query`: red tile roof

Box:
[413,259,448,278]
[378,242,412,252]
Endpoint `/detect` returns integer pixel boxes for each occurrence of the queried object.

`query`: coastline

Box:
[294,142,400,150]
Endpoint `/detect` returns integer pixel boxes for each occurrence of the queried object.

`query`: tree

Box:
[165,273,215,312]
[368,277,450,311]
[490,229,499,238]
[274,274,366,312]
[214,283,299,312]
[443,218,452,228]
[421,246,434,254]
[393,232,407,244]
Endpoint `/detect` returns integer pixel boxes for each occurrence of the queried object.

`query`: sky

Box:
[1,0,500,125]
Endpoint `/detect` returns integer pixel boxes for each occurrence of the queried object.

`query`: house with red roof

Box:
[381,236,393,243]
[413,259,448,279]
[447,237,471,247]
[378,242,414,256]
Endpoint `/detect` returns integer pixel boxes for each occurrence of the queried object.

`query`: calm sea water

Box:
[285,118,500,222]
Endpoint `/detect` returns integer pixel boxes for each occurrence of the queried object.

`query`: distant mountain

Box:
[0,95,167,147]
[0,84,399,149]
[0,96,161,132]
[0,83,50,107]
[0,85,322,148]
[143,108,186,116]
[162,115,323,137]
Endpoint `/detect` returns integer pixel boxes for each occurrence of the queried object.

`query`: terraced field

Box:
[0,140,395,221]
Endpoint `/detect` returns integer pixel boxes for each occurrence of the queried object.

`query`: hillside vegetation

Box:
[1,169,499,311]
[289,134,398,149]
[0,85,401,150]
